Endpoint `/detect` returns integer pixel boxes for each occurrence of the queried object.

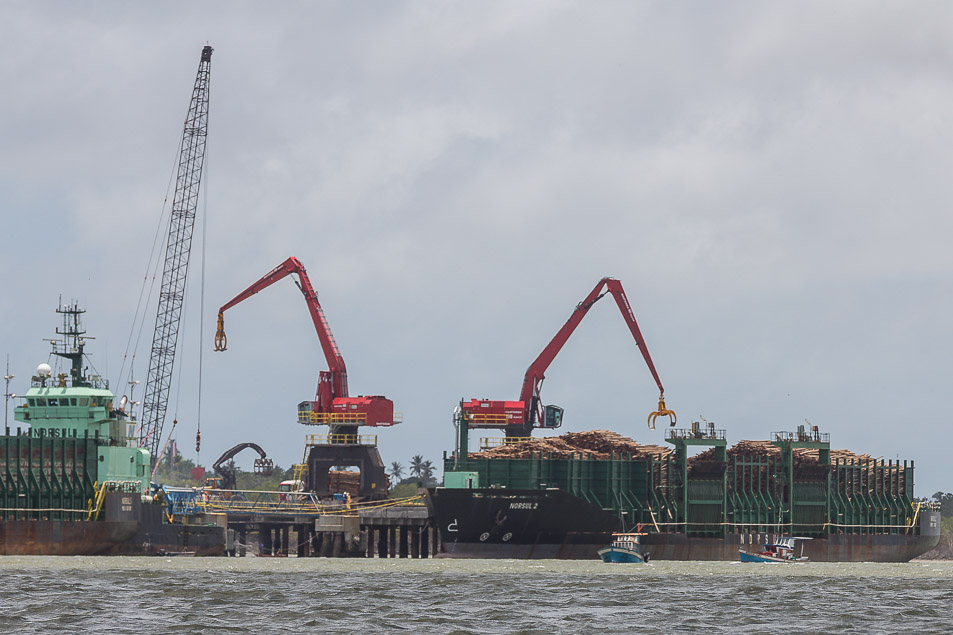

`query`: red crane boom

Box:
[213,256,396,428]
[462,277,675,436]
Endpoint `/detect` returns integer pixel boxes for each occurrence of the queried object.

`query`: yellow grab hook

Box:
[213,312,227,351]
[648,395,676,430]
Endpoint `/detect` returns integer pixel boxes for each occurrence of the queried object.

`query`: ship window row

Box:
[27,398,94,407]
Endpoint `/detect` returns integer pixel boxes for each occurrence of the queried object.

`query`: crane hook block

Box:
[213,312,227,351]
[648,395,676,430]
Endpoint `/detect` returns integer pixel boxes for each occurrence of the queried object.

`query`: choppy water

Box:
[0,557,951,633]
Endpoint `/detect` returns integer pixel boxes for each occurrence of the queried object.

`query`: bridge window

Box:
[36,398,46,406]
[70,398,77,406]
[79,398,88,407]
[28,398,35,406]
[48,398,59,407]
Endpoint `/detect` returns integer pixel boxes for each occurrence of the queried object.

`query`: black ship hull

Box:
[426,487,941,562]
[103,502,225,556]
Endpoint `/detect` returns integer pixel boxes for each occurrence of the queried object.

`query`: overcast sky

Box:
[1,2,951,495]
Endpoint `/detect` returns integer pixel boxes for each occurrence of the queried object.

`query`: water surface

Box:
[1,557,950,633]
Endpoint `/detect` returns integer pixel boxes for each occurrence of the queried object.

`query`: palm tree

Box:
[409,455,425,480]
[389,461,404,482]
[420,460,435,485]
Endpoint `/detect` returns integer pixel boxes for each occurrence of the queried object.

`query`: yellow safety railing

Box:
[305,433,378,446]
[185,490,424,516]
[319,494,425,514]
[468,413,509,427]
[480,436,533,450]
[298,411,369,425]
[86,480,143,520]
[297,411,403,426]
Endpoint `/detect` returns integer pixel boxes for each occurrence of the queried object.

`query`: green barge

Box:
[428,423,941,560]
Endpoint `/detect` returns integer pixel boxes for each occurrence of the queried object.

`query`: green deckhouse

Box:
[2,304,149,520]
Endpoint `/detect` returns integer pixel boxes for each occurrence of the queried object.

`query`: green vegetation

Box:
[389,482,422,499]
[387,454,439,498]
[152,446,440,498]
[930,492,953,518]
[932,493,953,543]
[150,446,293,490]
[916,492,953,558]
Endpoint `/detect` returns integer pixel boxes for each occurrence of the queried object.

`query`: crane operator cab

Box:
[543,405,564,428]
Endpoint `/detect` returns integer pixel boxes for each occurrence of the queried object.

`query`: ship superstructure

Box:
[13,303,150,497]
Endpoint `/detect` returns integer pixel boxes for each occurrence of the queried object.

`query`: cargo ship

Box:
[0,304,223,555]
[427,421,941,561]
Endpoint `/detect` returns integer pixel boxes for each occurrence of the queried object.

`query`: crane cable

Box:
[152,143,210,474]
[115,134,183,421]
[196,147,209,465]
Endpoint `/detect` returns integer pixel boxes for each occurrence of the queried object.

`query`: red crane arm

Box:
[214,256,348,398]
[518,277,666,420]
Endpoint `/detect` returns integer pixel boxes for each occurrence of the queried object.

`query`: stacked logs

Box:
[468,430,672,461]
[691,440,905,495]
[328,470,362,497]
[688,440,875,468]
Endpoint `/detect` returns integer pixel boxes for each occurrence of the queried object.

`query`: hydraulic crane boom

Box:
[520,277,671,427]
[138,45,213,467]
[463,277,675,436]
[214,257,348,404]
[214,256,397,428]
[211,442,273,490]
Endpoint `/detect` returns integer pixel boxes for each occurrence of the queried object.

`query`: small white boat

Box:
[739,536,810,562]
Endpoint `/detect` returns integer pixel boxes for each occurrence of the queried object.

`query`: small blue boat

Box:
[739,536,810,563]
[598,533,650,563]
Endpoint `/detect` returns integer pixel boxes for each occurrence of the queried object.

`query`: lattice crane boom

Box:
[139,45,213,466]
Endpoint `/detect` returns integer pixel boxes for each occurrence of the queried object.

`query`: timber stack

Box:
[469,429,672,460]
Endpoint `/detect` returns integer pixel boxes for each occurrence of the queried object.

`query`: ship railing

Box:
[666,427,726,441]
[480,436,533,450]
[305,433,378,446]
[771,430,830,444]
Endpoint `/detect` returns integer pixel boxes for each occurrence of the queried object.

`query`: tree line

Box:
[388,455,438,486]
[928,492,953,518]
